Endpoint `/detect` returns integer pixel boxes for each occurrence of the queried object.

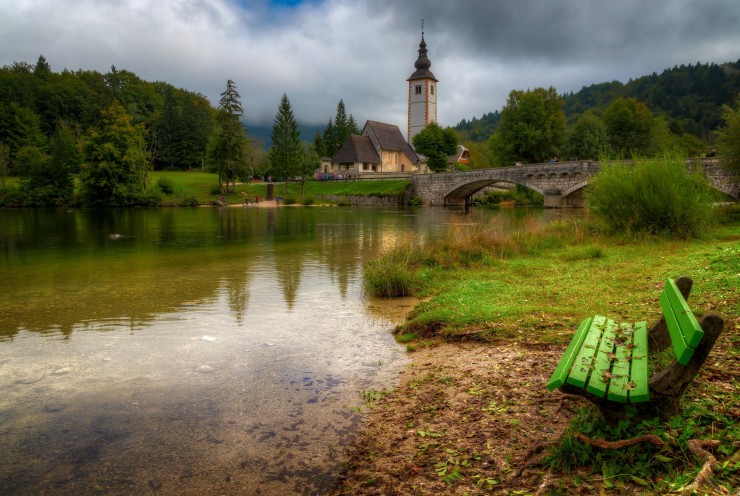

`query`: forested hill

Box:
[0,57,216,170]
[456,59,740,141]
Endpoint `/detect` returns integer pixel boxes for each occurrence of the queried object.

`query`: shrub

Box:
[585,156,714,238]
[157,177,175,195]
[282,195,297,205]
[712,202,740,224]
[301,195,315,205]
[180,195,200,207]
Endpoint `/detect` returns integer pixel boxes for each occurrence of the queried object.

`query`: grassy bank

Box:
[149,171,408,205]
[349,216,740,495]
[366,217,739,348]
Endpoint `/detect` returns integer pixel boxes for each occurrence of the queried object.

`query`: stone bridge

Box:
[407,158,739,207]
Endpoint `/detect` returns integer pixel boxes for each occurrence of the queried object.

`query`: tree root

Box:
[538,393,584,413]
[680,439,721,495]
[575,432,666,449]
[511,442,554,480]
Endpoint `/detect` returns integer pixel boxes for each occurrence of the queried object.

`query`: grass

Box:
[364,217,739,347]
[146,171,409,205]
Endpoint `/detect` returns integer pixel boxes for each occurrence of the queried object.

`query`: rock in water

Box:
[52,367,73,375]
[44,403,66,413]
[200,335,216,342]
[16,374,44,384]
[195,365,214,373]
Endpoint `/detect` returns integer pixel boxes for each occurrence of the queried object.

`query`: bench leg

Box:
[648,313,725,417]
[648,276,693,353]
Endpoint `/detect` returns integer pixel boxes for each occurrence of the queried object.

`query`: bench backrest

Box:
[659,278,704,365]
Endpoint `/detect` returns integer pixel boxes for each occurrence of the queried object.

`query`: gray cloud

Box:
[1,0,739,135]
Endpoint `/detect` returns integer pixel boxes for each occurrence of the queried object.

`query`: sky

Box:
[2,0,739,135]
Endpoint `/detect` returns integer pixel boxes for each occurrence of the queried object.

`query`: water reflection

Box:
[0,205,574,495]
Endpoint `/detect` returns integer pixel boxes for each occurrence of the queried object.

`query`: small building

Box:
[319,120,425,179]
[448,145,471,167]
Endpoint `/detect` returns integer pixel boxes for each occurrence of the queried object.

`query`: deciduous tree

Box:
[80,100,149,206]
[412,122,458,172]
[488,87,566,166]
[603,97,653,157]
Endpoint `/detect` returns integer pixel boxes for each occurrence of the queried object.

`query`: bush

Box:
[157,177,175,195]
[282,195,297,205]
[712,202,740,224]
[474,185,544,206]
[301,195,315,205]
[179,195,200,207]
[585,156,714,238]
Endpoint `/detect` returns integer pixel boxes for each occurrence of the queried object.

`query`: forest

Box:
[455,59,740,167]
[1,55,739,206]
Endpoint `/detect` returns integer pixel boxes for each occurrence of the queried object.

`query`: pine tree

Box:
[333,99,352,153]
[269,93,302,192]
[323,118,336,157]
[348,114,359,135]
[208,80,249,191]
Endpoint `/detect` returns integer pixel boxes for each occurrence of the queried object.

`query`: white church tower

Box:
[407,28,438,143]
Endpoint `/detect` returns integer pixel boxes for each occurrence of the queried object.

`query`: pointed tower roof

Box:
[407,32,437,82]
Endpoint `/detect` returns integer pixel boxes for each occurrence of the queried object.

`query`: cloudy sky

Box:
[2,0,739,134]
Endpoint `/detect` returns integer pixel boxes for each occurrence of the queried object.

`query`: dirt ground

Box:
[329,334,739,496]
[330,342,582,495]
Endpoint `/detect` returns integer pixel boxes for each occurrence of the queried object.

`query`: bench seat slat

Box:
[660,292,694,365]
[664,279,704,348]
[567,315,606,388]
[546,316,594,391]
[606,322,634,402]
[629,321,649,402]
[587,319,618,399]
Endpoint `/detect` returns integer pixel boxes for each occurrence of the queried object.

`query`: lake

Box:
[0,205,569,495]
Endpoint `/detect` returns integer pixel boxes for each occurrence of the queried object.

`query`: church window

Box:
[431,84,435,95]
[415,85,422,95]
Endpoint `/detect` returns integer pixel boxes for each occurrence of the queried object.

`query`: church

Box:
[319,31,438,179]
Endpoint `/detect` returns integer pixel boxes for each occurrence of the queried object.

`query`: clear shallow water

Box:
[0,205,567,495]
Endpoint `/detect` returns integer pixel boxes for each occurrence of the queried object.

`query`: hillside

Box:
[456,59,740,142]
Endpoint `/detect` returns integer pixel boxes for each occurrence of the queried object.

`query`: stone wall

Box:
[319,194,405,207]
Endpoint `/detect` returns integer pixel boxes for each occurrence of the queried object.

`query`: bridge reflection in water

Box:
[409,158,738,208]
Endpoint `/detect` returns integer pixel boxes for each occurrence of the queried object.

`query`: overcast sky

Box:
[2,0,739,134]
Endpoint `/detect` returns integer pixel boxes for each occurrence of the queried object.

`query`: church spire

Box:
[408,23,436,82]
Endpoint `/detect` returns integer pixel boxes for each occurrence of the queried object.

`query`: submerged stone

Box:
[16,374,44,384]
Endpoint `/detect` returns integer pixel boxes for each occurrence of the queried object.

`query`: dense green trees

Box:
[488,87,566,165]
[79,100,150,206]
[269,93,302,191]
[411,122,459,172]
[457,60,740,164]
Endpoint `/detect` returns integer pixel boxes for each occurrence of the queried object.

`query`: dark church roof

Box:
[407,32,437,82]
[363,121,420,163]
[332,135,380,164]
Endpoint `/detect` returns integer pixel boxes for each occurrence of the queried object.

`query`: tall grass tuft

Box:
[363,236,422,298]
[585,155,714,238]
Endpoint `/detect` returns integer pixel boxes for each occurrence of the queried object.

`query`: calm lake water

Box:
[0,205,569,495]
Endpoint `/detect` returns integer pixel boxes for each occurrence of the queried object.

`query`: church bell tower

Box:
[407,26,438,143]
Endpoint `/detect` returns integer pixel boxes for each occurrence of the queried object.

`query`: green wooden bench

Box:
[546,278,715,407]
